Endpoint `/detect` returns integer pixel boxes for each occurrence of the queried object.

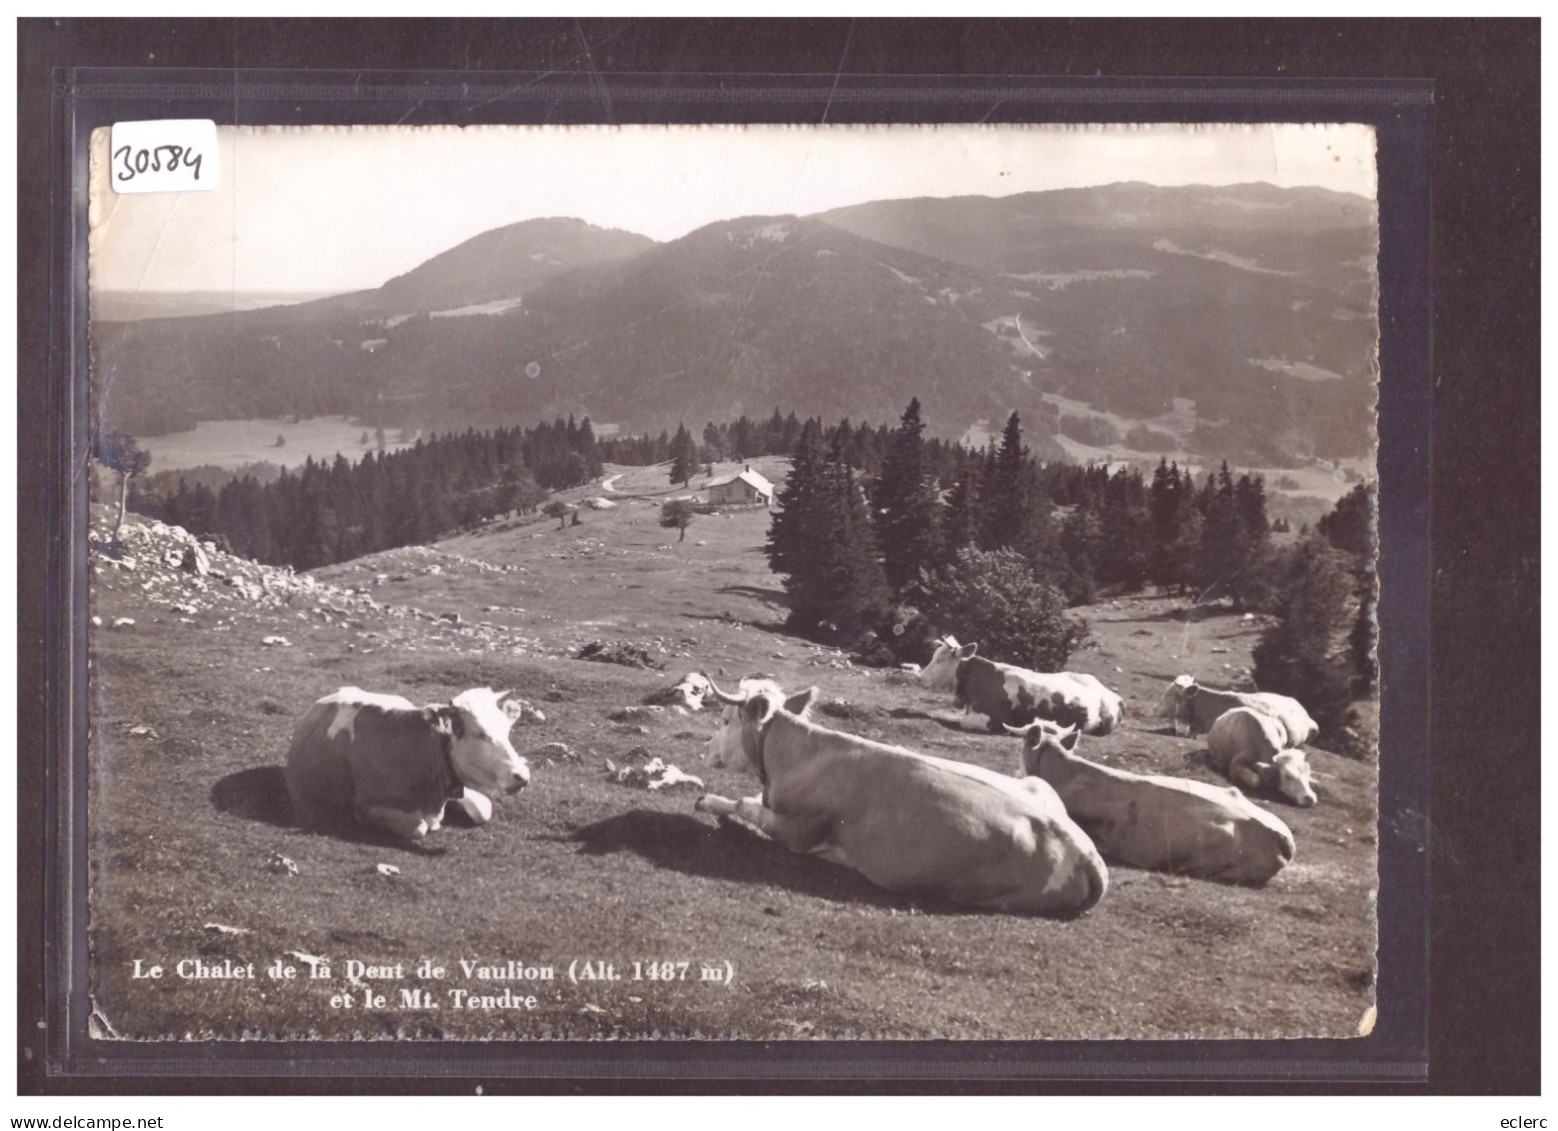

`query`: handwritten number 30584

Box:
[113,143,203,183]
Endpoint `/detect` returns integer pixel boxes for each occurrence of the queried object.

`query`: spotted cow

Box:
[920,636,1123,735]
[285,686,532,840]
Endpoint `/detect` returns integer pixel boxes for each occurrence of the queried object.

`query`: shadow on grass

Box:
[680,613,790,636]
[886,706,990,735]
[715,584,789,608]
[568,808,913,911]
[1122,602,1240,625]
[210,766,455,855]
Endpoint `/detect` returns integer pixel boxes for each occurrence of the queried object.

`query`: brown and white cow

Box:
[920,636,1123,735]
[1155,675,1319,746]
[1206,707,1318,808]
[694,680,1107,916]
[286,687,532,840]
[1006,720,1296,885]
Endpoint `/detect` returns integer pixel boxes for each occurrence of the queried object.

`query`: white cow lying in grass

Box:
[1006,720,1296,885]
[696,679,1107,915]
[1156,674,1319,746]
[1206,707,1318,808]
[286,686,532,840]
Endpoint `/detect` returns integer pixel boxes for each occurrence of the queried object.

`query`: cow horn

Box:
[494,689,515,703]
[706,679,746,705]
[1002,723,1029,736]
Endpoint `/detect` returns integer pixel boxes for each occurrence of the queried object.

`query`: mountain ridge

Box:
[92,182,1377,464]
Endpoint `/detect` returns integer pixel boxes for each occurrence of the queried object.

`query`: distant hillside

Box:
[92,290,342,322]
[93,185,1377,465]
[375,217,656,312]
[489,215,1049,440]
[821,183,1378,462]
[91,218,660,435]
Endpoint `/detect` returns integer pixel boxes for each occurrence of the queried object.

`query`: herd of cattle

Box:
[284,634,1324,917]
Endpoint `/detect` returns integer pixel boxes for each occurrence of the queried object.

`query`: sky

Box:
[89,122,1377,296]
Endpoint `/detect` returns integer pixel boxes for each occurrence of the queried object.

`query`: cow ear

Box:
[1060,726,1080,751]
[499,696,526,723]
[784,687,818,716]
[957,643,978,659]
[1183,684,1199,699]
[740,694,776,726]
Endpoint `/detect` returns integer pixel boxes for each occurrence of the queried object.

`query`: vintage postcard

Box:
[86,123,1379,1040]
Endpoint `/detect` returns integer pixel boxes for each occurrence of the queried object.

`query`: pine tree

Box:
[871,397,943,598]
[1098,467,1151,591]
[766,420,824,583]
[767,424,888,637]
[939,464,983,567]
[980,412,1031,551]
[1194,463,1241,602]
[1252,535,1359,740]
[809,442,890,635]
[668,422,695,487]
[1060,484,1100,605]
[702,422,724,462]
[1148,458,1181,590]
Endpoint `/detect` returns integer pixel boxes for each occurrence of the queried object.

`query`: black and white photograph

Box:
[84,121,1381,1042]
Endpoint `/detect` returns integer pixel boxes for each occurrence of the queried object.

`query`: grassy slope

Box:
[88,472,1377,1041]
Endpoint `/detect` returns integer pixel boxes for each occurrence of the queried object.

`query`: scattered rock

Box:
[604,755,705,791]
[532,742,575,762]
[127,724,158,738]
[375,863,401,877]
[180,545,211,576]
[111,617,135,629]
[576,640,666,670]
[203,922,250,936]
[438,611,462,625]
[267,852,299,876]
[261,636,292,647]
[608,705,664,723]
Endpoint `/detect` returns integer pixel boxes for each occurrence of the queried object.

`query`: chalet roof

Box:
[704,468,774,494]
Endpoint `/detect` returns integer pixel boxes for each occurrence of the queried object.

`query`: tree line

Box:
[766,399,1280,636]
[124,417,603,570]
[764,399,1375,750]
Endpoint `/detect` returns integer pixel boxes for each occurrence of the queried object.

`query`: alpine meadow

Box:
[87,125,1380,1041]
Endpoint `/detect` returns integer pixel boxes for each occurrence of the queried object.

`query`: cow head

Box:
[1270,749,1317,807]
[444,688,532,796]
[704,679,814,774]
[920,635,977,691]
[1004,720,1079,779]
[1156,674,1197,735]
